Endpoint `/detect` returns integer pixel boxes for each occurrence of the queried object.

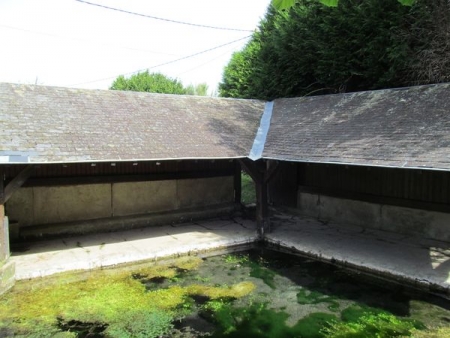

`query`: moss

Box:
[297,288,340,312]
[323,312,422,337]
[209,303,336,338]
[0,256,255,337]
[187,281,255,300]
[412,326,450,338]
[293,312,337,338]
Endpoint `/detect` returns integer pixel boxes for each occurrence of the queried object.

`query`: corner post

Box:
[0,175,15,295]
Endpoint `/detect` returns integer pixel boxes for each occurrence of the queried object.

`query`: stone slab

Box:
[0,260,15,296]
[267,211,450,297]
[11,216,258,280]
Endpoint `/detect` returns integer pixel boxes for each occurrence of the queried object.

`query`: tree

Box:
[220,0,449,100]
[184,83,209,96]
[110,71,209,96]
[272,0,415,10]
[110,71,186,94]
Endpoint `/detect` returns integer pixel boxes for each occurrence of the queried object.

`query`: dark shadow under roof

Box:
[0,83,265,163]
[263,83,450,171]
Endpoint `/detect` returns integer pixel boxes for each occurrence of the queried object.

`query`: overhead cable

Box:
[0,24,179,56]
[69,35,252,86]
[75,0,254,32]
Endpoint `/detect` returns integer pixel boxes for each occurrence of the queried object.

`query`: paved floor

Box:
[267,211,450,296]
[10,211,450,297]
[11,216,258,280]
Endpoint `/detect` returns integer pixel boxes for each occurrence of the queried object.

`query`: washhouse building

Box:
[1,81,450,294]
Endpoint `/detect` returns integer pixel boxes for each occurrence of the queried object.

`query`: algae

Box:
[0,256,255,337]
[1,248,449,337]
[297,288,340,312]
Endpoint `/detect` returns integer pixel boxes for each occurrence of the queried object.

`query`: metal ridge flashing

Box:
[249,101,274,161]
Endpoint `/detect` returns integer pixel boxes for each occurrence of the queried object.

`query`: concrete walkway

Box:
[11,216,258,280]
[267,210,450,297]
[10,211,450,297]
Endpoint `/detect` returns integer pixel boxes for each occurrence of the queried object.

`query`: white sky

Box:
[0,0,271,94]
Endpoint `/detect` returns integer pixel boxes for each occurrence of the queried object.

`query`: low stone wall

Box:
[297,191,450,242]
[6,176,234,231]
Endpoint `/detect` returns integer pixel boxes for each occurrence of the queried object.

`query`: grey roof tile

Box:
[0,83,265,163]
[263,83,450,170]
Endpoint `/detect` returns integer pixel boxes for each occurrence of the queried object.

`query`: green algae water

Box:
[1,248,450,337]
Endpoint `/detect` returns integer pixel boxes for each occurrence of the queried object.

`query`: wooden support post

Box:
[239,159,267,236]
[234,161,242,204]
[239,159,280,236]
[0,174,15,295]
[0,177,4,208]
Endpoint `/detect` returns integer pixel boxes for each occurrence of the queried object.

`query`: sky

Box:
[0,0,271,94]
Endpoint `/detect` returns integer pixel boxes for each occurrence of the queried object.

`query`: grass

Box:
[241,172,256,204]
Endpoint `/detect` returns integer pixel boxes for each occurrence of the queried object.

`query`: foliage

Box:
[272,0,415,10]
[110,70,209,95]
[220,0,449,100]
[110,71,186,94]
[241,172,256,204]
[322,312,422,337]
[185,82,209,96]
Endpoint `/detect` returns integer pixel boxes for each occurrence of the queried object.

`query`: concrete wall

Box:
[5,176,234,228]
[298,191,450,242]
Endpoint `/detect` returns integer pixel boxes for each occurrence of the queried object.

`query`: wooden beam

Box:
[265,160,280,184]
[20,169,234,187]
[1,165,35,204]
[239,159,269,236]
[234,161,242,204]
[0,175,4,205]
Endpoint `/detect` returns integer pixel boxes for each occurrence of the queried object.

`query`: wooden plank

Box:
[2,165,35,204]
[22,169,234,187]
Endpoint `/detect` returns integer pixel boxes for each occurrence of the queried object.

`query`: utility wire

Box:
[176,46,237,77]
[74,0,254,32]
[0,24,179,56]
[69,35,251,86]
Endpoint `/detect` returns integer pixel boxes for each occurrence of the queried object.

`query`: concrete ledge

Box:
[0,260,15,296]
[17,203,238,241]
[266,211,450,299]
[11,216,258,280]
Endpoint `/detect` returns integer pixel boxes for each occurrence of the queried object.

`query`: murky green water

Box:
[1,247,450,337]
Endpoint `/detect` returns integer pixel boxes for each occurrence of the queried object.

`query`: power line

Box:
[74,0,254,32]
[69,35,251,86]
[0,24,179,57]
[176,46,238,77]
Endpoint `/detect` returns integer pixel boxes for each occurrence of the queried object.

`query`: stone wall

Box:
[6,176,234,228]
[297,191,450,242]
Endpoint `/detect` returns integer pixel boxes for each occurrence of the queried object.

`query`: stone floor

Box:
[9,211,450,297]
[11,216,258,280]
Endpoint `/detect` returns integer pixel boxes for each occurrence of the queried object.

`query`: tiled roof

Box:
[0,83,265,163]
[263,83,450,170]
